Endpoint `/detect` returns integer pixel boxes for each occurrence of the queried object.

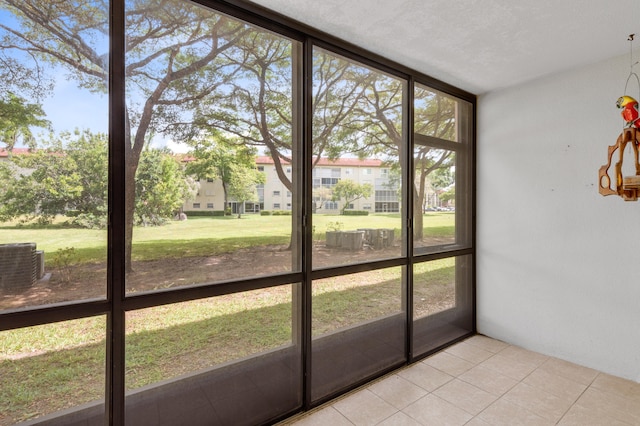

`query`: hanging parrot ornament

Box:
[617,95,640,128]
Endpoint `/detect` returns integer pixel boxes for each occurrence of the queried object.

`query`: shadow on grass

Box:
[0,265,454,425]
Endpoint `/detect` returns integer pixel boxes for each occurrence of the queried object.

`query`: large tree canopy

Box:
[0,130,190,227]
[0,0,250,270]
[0,0,461,271]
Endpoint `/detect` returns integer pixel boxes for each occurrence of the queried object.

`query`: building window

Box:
[286,191,291,197]
[273,203,280,209]
[257,166,264,172]
[273,190,280,196]
[363,168,372,175]
[207,203,214,209]
[193,203,201,209]
[324,201,338,210]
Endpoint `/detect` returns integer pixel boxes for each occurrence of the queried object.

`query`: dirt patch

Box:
[0,238,454,310]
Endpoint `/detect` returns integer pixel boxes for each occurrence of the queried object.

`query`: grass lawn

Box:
[0,212,454,264]
[0,212,456,424]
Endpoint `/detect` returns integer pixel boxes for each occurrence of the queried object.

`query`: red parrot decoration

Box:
[617,95,640,128]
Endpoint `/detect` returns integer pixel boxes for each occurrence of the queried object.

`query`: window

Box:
[0,1,473,424]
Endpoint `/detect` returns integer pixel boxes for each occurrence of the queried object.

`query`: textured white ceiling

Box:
[248,0,640,94]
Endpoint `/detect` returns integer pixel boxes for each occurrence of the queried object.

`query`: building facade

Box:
[183,156,402,215]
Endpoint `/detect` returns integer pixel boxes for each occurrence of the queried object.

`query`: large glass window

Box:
[311,47,406,269]
[412,255,474,356]
[0,1,474,424]
[123,0,301,294]
[312,267,406,402]
[413,84,473,254]
[0,0,109,311]
[124,285,302,425]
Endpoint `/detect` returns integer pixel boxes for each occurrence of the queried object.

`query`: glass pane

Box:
[124,0,301,293]
[125,284,301,425]
[312,267,406,402]
[414,84,459,142]
[413,257,456,318]
[0,317,106,424]
[413,83,473,254]
[0,1,109,310]
[413,148,457,250]
[412,255,473,357]
[312,47,406,269]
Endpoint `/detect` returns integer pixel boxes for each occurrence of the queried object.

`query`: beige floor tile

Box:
[367,374,428,410]
[522,367,587,401]
[397,362,453,392]
[459,364,519,396]
[423,351,475,376]
[590,373,640,402]
[478,399,554,426]
[376,411,422,426]
[575,386,640,425]
[444,341,494,364]
[402,394,473,426]
[537,357,598,386]
[464,335,510,353]
[479,352,539,381]
[433,378,498,415]
[464,417,492,426]
[285,406,353,425]
[502,382,575,423]
[557,403,633,426]
[333,389,397,426]
[497,345,549,367]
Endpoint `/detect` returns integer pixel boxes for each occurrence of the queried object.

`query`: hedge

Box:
[182,210,226,217]
[342,209,369,216]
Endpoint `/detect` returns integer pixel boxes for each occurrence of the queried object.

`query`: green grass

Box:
[0,212,456,424]
[0,259,454,424]
[0,212,454,264]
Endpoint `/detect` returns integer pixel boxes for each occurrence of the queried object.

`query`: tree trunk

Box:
[413,185,424,241]
[124,158,137,273]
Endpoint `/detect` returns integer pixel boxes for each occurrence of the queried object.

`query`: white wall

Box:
[477,50,640,382]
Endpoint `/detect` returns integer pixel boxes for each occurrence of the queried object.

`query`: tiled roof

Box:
[0,147,31,157]
[256,156,383,167]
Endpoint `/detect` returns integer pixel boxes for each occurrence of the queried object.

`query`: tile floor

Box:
[279,335,640,425]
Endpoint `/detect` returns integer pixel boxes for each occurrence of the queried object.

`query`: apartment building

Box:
[184,156,401,215]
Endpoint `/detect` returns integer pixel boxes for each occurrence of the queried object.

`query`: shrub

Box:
[271,210,291,216]
[343,209,369,216]
[260,210,272,216]
[183,210,225,217]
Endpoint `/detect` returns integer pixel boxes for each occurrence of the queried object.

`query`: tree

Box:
[226,162,265,219]
[0,130,189,227]
[312,186,333,212]
[331,179,372,215]
[0,130,106,224]
[184,132,259,211]
[0,93,50,151]
[0,0,250,271]
[135,148,192,226]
